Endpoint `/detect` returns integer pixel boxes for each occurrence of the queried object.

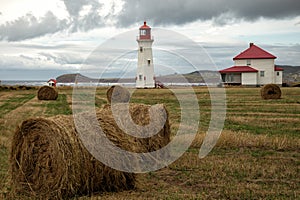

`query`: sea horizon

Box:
[0,80,207,87]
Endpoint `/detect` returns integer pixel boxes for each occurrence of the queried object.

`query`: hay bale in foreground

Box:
[261,84,281,100]
[107,85,130,104]
[11,115,137,199]
[37,86,58,100]
[10,103,170,199]
[99,103,171,153]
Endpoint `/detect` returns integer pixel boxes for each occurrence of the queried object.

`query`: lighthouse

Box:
[136,21,155,88]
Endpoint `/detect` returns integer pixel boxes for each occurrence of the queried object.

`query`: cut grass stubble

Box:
[0,87,299,199]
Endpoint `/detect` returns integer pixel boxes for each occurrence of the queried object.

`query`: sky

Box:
[0,0,300,80]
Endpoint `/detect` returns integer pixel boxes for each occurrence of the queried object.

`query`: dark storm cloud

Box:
[118,0,300,26]
[1,0,300,41]
[0,12,68,41]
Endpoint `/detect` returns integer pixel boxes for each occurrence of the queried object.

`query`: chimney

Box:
[250,43,254,47]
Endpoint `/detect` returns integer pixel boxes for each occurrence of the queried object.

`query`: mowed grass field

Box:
[0,86,299,199]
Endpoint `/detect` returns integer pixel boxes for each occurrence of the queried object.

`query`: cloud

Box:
[62,0,106,32]
[38,52,84,65]
[0,0,107,41]
[0,12,68,41]
[117,0,300,26]
[2,0,299,42]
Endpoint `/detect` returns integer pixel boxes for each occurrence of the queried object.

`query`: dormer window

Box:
[247,60,251,66]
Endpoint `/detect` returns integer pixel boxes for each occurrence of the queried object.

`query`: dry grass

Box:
[192,130,300,151]
[0,87,300,199]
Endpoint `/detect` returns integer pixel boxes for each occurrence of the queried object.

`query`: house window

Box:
[247,60,251,66]
[277,72,280,76]
[260,71,265,77]
[147,59,151,65]
[226,74,234,82]
[140,47,143,52]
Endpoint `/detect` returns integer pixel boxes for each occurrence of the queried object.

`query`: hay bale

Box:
[11,115,137,199]
[9,86,17,90]
[37,86,58,100]
[99,103,171,153]
[10,103,170,199]
[106,85,130,104]
[261,84,282,100]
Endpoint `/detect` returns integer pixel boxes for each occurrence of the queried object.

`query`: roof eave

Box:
[233,57,277,60]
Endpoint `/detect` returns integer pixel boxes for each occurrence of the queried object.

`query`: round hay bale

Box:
[11,115,137,199]
[261,84,281,100]
[99,103,171,153]
[37,86,58,100]
[9,86,17,90]
[106,85,130,104]
[10,103,170,199]
[18,85,27,90]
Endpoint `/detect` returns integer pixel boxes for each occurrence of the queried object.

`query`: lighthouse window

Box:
[141,30,146,35]
[148,59,151,65]
[139,75,143,80]
[140,47,143,52]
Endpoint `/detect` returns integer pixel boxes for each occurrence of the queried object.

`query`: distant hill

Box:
[56,73,134,83]
[56,71,217,84]
[56,66,300,84]
[56,73,95,83]
[277,65,300,83]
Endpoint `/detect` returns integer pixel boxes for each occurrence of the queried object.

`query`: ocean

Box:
[0,80,206,87]
[0,80,47,86]
[0,80,136,87]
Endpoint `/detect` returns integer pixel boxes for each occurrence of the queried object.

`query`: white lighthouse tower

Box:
[136,21,155,88]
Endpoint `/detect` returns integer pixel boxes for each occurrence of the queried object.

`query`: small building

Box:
[136,21,155,88]
[220,43,283,86]
[47,79,57,87]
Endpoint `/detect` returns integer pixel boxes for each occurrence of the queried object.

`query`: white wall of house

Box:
[234,59,276,85]
[241,73,257,85]
[275,71,283,85]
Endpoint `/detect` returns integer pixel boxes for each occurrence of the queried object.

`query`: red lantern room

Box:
[139,21,151,40]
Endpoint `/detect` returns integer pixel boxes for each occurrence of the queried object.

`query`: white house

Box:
[220,43,283,86]
[136,22,155,88]
[47,79,57,87]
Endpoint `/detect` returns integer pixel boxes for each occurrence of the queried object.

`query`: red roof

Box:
[47,79,57,83]
[219,66,258,73]
[275,66,283,71]
[140,21,151,29]
[233,43,277,60]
